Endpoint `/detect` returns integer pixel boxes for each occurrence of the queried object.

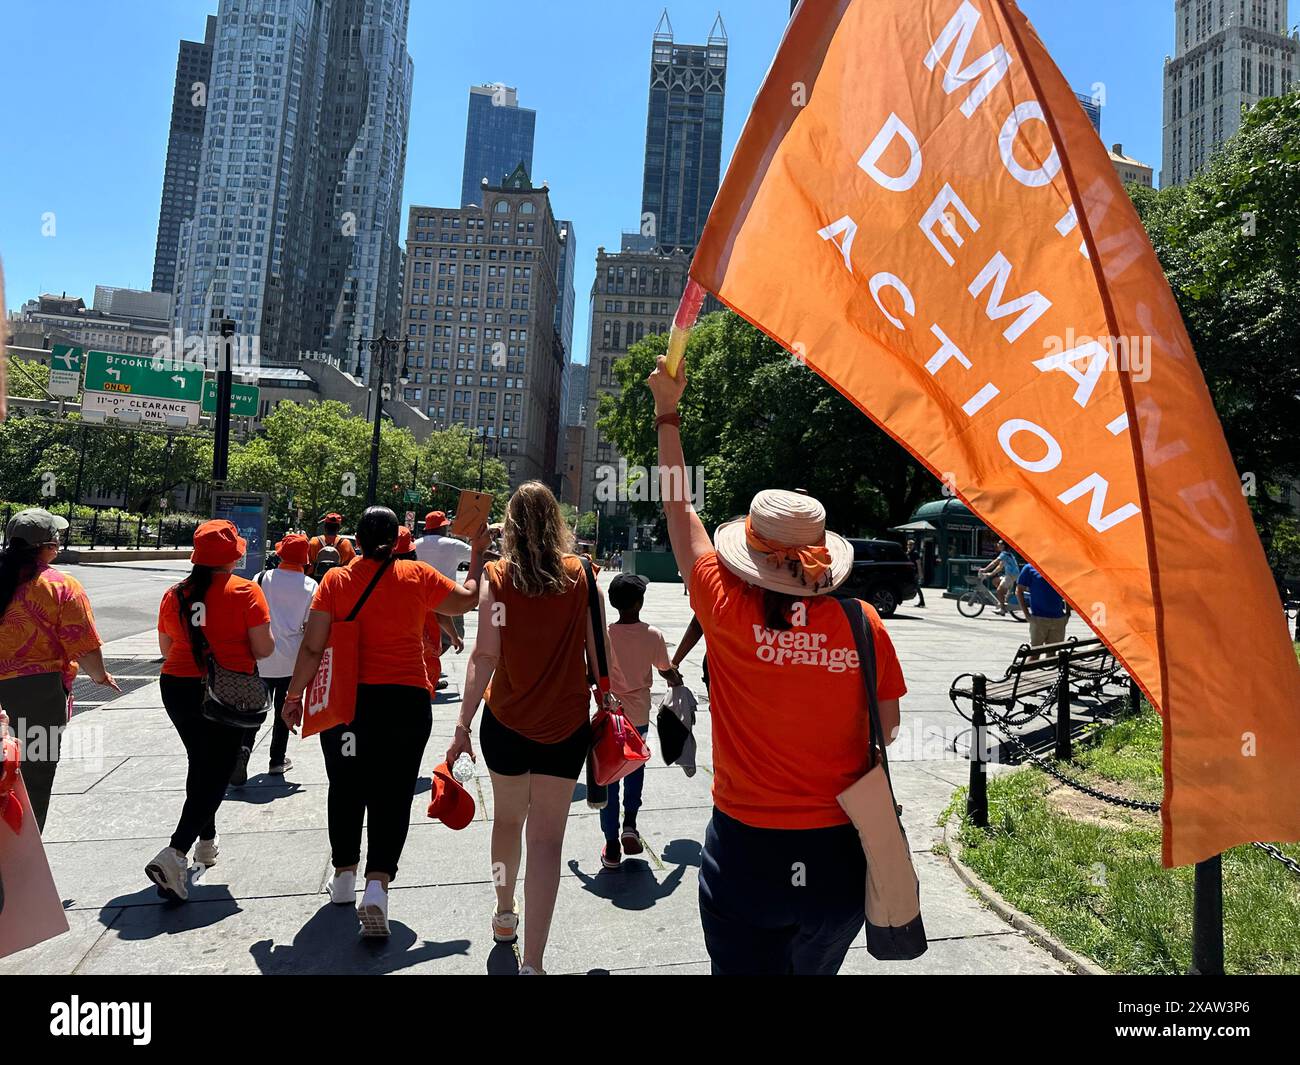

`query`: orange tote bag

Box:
[303,559,392,739]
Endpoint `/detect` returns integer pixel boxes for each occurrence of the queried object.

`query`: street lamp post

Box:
[355,330,411,507]
[212,318,236,484]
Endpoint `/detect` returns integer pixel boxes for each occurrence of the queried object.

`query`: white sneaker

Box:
[328,869,357,906]
[145,847,191,902]
[492,901,520,944]
[194,835,220,867]
[357,880,390,937]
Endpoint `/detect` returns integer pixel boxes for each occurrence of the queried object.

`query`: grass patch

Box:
[948,704,1300,974]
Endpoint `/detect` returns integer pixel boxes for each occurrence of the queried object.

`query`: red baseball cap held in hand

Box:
[276,534,310,567]
[424,511,450,532]
[427,762,475,831]
[191,520,247,568]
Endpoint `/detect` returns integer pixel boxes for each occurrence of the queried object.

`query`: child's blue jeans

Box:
[600,725,650,842]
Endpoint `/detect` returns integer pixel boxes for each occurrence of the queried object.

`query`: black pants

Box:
[0,672,68,832]
[698,807,867,975]
[243,676,291,765]
[319,684,432,881]
[160,674,247,854]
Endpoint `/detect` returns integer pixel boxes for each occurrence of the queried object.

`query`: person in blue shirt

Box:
[1016,564,1069,657]
[979,540,1021,615]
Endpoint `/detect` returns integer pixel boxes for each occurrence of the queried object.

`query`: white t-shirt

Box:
[256,568,318,678]
[414,534,472,582]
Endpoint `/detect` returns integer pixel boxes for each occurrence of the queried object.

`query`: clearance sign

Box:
[684,0,1300,866]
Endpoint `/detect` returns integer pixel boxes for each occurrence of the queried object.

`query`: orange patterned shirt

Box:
[0,564,103,687]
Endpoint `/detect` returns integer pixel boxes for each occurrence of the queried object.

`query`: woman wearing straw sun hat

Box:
[646,355,909,976]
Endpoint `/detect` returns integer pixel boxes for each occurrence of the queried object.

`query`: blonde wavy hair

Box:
[500,481,577,598]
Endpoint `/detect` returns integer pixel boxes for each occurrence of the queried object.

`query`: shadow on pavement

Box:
[660,838,703,869]
[566,857,687,911]
[486,941,519,976]
[223,780,304,805]
[250,904,472,975]
[99,885,242,938]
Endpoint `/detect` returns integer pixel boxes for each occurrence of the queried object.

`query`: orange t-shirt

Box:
[158,574,272,678]
[0,564,102,687]
[308,534,356,571]
[311,558,454,690]
[483,556,592,744]
[690,553,907,830]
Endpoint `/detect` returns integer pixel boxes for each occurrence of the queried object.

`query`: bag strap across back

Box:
[344,557,394,623]
[839,598,895,794]
[579,557,610,694]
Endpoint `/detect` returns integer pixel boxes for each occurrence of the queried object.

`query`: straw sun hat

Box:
[714,490,854,597]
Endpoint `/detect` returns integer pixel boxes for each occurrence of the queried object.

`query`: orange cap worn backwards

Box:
[191,520,247,568]
[321,512,344,526]
[276,533,310,568]
[395,526,414,555]
[427,762,476,831]
[424,511,450,532]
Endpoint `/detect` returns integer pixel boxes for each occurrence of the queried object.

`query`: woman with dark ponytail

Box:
[0,509,117,830]
[147,520,273,902]
[283,507,487,938]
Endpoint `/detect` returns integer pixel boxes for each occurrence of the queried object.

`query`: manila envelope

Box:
[451,490,493,540]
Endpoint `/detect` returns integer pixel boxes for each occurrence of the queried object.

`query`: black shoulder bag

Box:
[178,587,270,731]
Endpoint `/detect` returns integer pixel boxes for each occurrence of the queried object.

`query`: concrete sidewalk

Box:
[11,578,1082,975]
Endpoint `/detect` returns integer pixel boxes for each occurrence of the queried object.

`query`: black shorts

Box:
[480,705,591,780]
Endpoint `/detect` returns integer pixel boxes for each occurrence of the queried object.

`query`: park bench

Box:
[950,636,1140,826]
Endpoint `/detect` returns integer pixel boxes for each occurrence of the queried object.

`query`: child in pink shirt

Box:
[602,574,682,868]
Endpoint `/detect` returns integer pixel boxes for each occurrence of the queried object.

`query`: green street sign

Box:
[49,345,83,398]
[202,379,261,417]
[403,489,422,505]
[84,350,202,402]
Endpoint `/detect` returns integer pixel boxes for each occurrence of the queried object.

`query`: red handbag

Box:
[581,559,652,787]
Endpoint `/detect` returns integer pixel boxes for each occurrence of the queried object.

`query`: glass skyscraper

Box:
[152,15,216,296]
[639,13,727,256]
[460,84,536,209]
[172,0,413,376]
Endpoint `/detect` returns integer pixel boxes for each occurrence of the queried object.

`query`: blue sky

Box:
[0,0,1173,367]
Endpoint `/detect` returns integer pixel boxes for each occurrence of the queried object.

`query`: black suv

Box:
[834,539,919,618]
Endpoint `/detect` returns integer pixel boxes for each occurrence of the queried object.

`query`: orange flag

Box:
[684,0,1300,867]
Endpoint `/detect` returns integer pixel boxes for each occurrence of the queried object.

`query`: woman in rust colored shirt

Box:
[446,482,625,975]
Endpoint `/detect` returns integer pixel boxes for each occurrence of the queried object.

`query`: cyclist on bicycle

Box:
[979,540,1021,616]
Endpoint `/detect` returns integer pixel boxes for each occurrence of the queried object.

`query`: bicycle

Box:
[957,572,1026,621]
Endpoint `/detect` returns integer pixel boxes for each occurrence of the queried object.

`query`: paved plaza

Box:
[10,563,1092,975]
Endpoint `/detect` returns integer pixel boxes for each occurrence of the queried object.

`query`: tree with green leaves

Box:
[1131,91,1300,560]
[226,401,511,530]
[597,313,937,539]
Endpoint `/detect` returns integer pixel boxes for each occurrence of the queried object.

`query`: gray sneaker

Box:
[269,757,293,776]
[145,847,191,902]
[194,835,220,867]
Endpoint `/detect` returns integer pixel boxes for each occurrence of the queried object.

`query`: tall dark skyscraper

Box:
[460,84,537,209]
[151,14,216,296]
[639,11,728,256]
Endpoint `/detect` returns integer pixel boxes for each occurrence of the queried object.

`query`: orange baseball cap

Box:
[276,534,310,567]
[427,763,476,831]
[425,511,450,532]
[192,520,247,568]
[395,526,414,555]
[321,512,344,525]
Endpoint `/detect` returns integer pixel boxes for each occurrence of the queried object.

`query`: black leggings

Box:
[160,674,247,854]
[319,684,432,881]
[243,676,291,765]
